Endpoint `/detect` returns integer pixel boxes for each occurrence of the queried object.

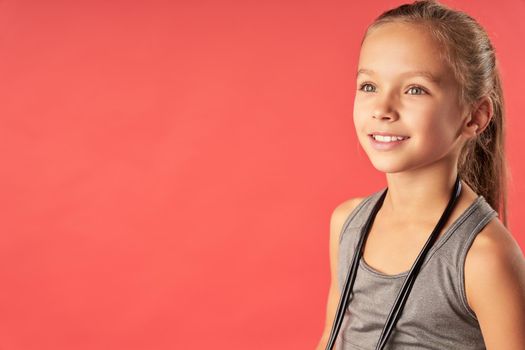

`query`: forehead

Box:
[358,22,452,84]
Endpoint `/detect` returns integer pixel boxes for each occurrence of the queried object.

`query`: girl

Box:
[316,1,525,349]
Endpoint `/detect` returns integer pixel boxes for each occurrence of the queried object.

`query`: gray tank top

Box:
[334,187,498,350]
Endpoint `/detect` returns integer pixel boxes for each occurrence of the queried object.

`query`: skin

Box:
[317,22,525,350]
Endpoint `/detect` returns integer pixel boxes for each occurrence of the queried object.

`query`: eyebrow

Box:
[356,68,442,85]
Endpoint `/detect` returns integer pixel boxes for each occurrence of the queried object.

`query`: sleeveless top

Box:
[334,188,498,350]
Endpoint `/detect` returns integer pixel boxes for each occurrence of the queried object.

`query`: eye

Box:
[406,85,427,95]
[358,83,428,95]
[358,83,376,92]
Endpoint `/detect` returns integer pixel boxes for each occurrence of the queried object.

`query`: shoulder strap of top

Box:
[433,195,498,256]
[454,195,499,320]
[338,188,387,244]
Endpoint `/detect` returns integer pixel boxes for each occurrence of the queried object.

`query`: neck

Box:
[381,164,461,223]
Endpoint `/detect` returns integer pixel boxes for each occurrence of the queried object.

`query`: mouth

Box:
[367,133,410,150]
[368,133,410,142]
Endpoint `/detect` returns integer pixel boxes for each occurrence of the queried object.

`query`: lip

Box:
[368,131,409,137]
[368,134,410,151]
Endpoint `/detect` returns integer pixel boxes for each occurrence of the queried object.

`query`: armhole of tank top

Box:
[457,209,499,322]
[338,194,373,244]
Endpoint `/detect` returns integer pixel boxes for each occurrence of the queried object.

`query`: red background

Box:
[1,0,523,349]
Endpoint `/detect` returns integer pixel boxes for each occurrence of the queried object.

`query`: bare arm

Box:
[316,198,364,350]
[465,220,525,350]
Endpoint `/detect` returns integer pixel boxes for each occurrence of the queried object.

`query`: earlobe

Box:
[463,120,479,139]
[470,96,493,135]
[471,123,479,134]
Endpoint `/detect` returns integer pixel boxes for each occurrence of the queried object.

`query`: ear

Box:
[462,96,493,139]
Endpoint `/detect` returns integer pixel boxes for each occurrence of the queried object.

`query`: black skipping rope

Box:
[325,174,462,350]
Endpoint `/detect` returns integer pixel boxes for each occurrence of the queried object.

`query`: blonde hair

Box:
[362,0,510,227]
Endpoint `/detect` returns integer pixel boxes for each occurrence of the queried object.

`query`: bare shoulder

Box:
[464,217,525,348]
[465,218,525,299]
[327,196,366,287]
[328,197,366,277]
[318,196,367,344]
[330,197,366,238]
[332,196,366,217]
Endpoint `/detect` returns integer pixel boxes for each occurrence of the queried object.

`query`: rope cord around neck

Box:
[325,175,462,350]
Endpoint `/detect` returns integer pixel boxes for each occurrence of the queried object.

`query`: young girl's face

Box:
[353,22,467,174]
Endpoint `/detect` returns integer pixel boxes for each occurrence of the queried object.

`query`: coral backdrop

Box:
[1,1,523,349]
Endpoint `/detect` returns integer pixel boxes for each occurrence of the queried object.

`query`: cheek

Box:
[411,113,455,148]
[353,100,367,132]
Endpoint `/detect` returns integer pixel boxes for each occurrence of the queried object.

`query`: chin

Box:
[368,158,410,174]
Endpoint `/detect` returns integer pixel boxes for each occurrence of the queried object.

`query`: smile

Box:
[368,134,410,150]
[371,134,409,142]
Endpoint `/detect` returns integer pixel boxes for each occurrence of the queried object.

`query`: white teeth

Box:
[372,135,407,142]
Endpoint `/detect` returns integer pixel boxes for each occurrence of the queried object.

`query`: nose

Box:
[373,110,397,120]
[372,94,398,121]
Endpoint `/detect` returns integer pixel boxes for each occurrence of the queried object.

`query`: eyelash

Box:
[358,82,428,95]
